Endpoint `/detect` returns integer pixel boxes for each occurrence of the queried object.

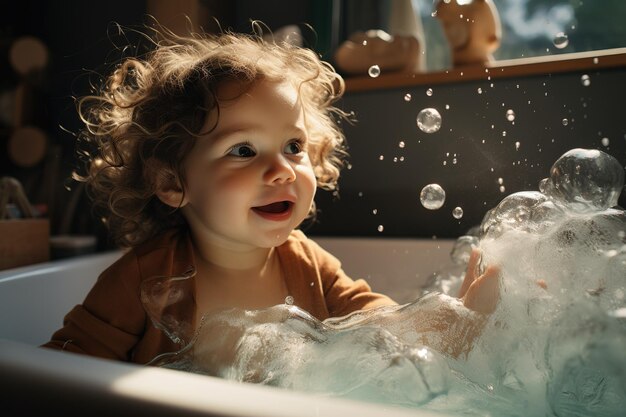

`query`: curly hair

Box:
[76,25,349,248]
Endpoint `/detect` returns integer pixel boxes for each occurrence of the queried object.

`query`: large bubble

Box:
[546,148,624,211]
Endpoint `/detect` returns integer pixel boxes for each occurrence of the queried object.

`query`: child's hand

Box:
[458,248,500,314]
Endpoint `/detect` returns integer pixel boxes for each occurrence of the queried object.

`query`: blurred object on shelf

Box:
[0,177,49,270]
[8,125,48,168]
[335,0,424,76]
[435,0,501,67]
[9,36,49,76]
[334,30,421,76]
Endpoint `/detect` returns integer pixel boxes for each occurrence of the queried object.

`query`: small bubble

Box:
[445,104,450,110]
[498,177,504,185]
[601,137,610,147]
[553,32,569,49]
[452,158,457,164]
[379,155,384,161]
[502,131,507,137]
[477,88,483,94]
[580,74,591,86]
[420,184,446,210]
[285,295,294,305]
[506,109,515,121]
[499,185,506,193]
[368,65,381,78]
[377,225,384,232]
[362,40,368,46]
[372,209,378,215]
[416,108,442,133]
[593,57,599,64]
[515,141,521,150]
[398,141,405,148]
[426,88,433,96]
[310,282,314,287]
[452,207,464,219]
[562,118,569,126]
[404,93,412,102]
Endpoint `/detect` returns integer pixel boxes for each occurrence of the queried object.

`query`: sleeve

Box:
[306,237,398,317]
[41,252,147,361]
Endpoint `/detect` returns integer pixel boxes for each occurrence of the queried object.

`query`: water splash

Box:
[143,149,626,416]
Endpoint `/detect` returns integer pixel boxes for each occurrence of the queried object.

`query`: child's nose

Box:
[263,154,296,184]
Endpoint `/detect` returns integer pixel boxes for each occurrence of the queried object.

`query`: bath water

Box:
[143,148,626,416]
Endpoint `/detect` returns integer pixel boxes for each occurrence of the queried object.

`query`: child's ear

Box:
[154,168,188,209]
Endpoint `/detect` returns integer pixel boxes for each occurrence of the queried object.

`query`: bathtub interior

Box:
[0,236,455,417]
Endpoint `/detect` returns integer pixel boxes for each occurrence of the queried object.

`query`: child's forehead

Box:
[215,78,299,106]
[202,79,305,135]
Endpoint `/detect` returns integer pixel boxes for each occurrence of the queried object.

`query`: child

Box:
[44,26,498,364]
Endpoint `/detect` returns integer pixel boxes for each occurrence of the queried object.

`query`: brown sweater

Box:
[43,228,396,364]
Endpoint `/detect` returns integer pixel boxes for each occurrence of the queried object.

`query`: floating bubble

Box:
[420,184,446,210]
[506,109,515,121]
[548,148,624,211]
[452,207,464,219]
[515,142,520,151]
[377,225,384,232]
[416,108,442,133]
[581,74,591,86]
[285,295,294,305]
[399,141,405,148]
[426,88,433,96]
[562,118,569,126]
[553,32,569,49]
[368,65,380,78]
[477,88,483,94]
[404,93,412,102]
[601,137,610,147]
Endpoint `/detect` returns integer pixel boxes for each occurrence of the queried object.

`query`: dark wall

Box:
[307,67,626,238]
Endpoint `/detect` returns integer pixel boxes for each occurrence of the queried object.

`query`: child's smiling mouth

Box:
[251,201,294,221]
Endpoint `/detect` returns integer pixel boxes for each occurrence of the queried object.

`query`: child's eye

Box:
[227,143,256,158]
[284,140,304,155]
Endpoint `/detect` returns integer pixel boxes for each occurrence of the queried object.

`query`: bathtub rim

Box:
[0,338,445,417]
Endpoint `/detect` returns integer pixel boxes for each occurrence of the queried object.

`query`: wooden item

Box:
[334,30,421,76]
[0,177,49,270]
[435,0,501,67]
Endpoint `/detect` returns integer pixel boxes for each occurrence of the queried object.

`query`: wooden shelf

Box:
[344,48,626,92]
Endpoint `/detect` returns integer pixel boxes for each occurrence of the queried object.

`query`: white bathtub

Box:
[0,236,455,417]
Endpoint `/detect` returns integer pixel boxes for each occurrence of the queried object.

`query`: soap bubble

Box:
[426,88,433,97]
[452,207,464,219]
[553,32,569,49]
[416,108,442,133]
[562,118,569,126]
[506,109,515,121]
[404,93,412,102]
[547,148,624,211]
[581,74,591,86]
[601,137,610,147]
[420,184,446,210]
[368,65,380,78]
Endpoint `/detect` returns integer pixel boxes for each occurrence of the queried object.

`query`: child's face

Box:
[180,79,317,249]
